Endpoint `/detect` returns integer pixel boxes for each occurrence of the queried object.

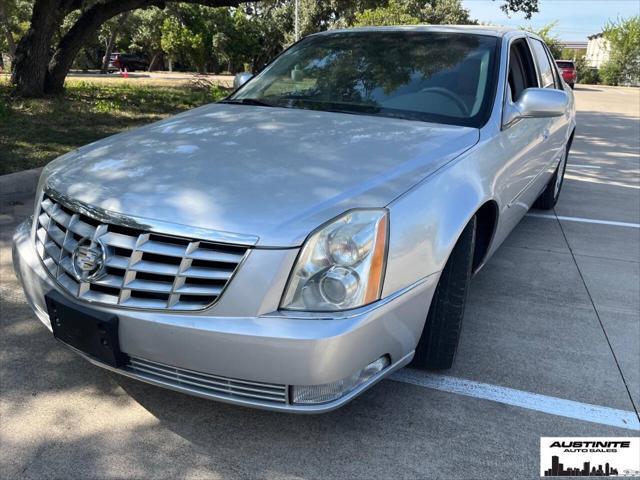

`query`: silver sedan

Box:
[13,26,575,412]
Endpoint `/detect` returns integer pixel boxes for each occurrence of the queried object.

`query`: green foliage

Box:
[0,0,32,55]
[602,16,640,85]
[354,0,420,27]
[499,0,538,19]
[522,21,562,58]
[129,8,167,56]
[161,17,189,66]
[3,0,540,90]
[354,0,474,27]
[574,54,599,84]
[599,60,624,86]
[0,78,230,175]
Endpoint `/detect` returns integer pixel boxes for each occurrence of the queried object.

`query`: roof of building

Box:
[560,41,588,49]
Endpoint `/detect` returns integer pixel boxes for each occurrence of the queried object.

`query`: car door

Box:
[493,37,550,237]
[528,37,569,191]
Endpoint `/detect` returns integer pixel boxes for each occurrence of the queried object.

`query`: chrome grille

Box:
[35,193,248,311]
[126,356,288,404]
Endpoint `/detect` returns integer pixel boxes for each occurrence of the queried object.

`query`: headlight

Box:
[281,209,388,311]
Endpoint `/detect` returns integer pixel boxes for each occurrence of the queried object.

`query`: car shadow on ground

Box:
[566,111,639,190]
[573,85,603,92]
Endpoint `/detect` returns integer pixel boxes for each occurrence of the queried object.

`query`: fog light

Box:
[291,356,390,404]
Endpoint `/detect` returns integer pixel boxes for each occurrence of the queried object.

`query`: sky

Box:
[462,0,640,41]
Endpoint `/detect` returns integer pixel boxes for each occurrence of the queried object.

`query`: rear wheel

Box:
[534,145,568,210]
[411,216,476,370]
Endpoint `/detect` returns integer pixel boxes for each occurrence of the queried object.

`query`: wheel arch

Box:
[568,127,576,149]
[472,200,499,273]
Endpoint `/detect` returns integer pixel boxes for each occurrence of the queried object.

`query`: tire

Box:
[411,216,476,370]
[533,143,569,210]
[569,83,575,89]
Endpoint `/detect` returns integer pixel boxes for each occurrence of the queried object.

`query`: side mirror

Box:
[233,72,253,90]
[503,88,569,128]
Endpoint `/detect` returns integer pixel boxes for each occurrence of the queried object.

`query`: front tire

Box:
[534,144,568,210]
[411,216,476,370]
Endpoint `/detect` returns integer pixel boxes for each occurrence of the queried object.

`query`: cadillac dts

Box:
[13,26,576,412]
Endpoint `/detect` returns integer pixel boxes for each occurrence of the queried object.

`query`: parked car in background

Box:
[556,60,577,88]
[14,26,575,413]
[104,52,149,72]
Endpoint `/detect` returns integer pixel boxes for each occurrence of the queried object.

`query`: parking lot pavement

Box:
[1,85,639,479]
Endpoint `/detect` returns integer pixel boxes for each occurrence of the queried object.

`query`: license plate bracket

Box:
[45,291,127,367]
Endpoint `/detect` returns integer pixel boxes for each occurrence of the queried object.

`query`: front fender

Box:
[382,152,491,297]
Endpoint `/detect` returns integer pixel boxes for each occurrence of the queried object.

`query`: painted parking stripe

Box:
[390,370,640,431]
[527,212,640,229]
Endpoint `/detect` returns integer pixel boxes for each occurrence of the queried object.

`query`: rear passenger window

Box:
[530,39,555,88]
[543,44,564,90]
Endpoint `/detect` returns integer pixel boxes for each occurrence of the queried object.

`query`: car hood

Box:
[44,104,478,247]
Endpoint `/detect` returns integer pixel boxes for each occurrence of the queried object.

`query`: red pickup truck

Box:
[556,60,577,89]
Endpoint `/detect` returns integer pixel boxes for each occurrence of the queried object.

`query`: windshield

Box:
[556,61,574,69]
[228,31,500,127]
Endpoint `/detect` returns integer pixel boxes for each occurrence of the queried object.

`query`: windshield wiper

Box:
[221,98,274,107]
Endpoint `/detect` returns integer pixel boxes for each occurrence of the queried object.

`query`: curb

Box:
[0,167,42,197]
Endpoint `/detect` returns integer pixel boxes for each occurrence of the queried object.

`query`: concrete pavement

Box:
[1,85,638,479]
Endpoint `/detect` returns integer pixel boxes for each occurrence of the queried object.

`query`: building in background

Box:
[585,32,611,68]
[559,40,587,60]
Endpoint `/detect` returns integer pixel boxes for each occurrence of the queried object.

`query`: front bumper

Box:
[13,218,437,412]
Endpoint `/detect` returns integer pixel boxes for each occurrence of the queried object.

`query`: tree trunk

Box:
[100,28,118,74]
[10,0,63,96]
[45,0,240,94]
[13,0,244,96]
[148,51,164,71]
[100,12,130,74]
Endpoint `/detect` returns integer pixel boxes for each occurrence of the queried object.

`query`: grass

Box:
[0,76,230,175]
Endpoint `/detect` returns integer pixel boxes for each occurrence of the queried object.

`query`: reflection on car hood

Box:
[44,104,479,247]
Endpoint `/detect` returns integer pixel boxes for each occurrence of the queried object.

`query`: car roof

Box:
[311,25,518,38]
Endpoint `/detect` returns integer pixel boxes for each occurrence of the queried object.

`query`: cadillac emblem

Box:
[72,237,106,282]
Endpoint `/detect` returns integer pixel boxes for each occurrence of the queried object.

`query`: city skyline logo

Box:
[540,437,640,477]
[543,455,620,476]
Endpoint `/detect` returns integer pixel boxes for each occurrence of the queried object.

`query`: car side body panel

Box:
[382,31,575,297]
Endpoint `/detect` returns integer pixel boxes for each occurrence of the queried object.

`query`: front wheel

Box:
[411,216,476,370]
[534,145,568,210]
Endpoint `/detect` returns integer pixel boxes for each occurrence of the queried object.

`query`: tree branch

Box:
[45,0,247,92]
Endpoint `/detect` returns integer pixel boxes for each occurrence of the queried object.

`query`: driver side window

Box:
[507,40,538,102]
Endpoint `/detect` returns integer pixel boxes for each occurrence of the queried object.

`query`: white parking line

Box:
[527,212,640,229]
[390,370,640,431]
